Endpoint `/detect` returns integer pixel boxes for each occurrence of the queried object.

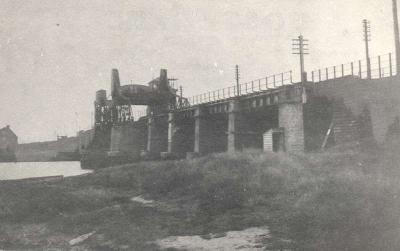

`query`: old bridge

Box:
[79,53,400,167]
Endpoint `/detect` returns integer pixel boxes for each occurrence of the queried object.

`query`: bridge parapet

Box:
[172,83,305,118]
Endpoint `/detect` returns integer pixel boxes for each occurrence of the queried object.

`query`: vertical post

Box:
[179,86,183,108]
[227,100,240,152]
[341,64,344,77]
[378,55,382,78]
[363,19,372,79]
[228,87,231,97]
[193,107,208,154]
[167,112,175,153]
[292,35,309,84]
[235,65,240,96]
[299,36,305,83]
[326,68,328,80]
[319,69,321,82]
[281,73,284,85]
[251,81,254,92]
[290,71,293,83]
[258,79,261,91]
[359,60,362,78]
[312,71,314,82]
[351,62,354,76]
[266,77,269,89]
[273,75,276,88]
[334,66,336,79]
[390,53,393,76]
[393,0,400,74]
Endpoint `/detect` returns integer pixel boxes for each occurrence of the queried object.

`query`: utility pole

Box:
[292,35,309,83]
[179,85,183,107]
[393,0,400,74]
[363,19,372,79]
[235,65,240,96]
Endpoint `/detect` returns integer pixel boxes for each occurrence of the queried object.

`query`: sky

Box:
[0,0,397,143]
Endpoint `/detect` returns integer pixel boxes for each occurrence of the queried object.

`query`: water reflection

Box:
[0,161,92,180]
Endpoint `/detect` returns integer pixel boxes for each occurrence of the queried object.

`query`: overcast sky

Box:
[0,0,397,143]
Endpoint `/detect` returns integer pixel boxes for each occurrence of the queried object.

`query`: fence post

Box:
[341,64,344,77]
[359,60,362,78]
[258,79,261,91]
[319,69,321,82]
[334,66,336,79]
[390,53,393,76]
[290,71,293,83]
[312,71,315,82]
[378,55,382,78]
[351,62,354,76]
[251,81,254,92]
[326,68,328,80]
[281,73,284,85]
[273,75,276,88]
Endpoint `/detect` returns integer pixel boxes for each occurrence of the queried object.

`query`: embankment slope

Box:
[1,142,400,250]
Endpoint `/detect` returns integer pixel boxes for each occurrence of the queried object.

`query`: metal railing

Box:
[310,53,397,82]
[183,71,293,107]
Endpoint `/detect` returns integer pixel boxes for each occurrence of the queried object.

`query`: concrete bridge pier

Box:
[227,100,241,152]
[186,107,211,158]
[146,115,168,158]
[278,102,305,152]
[167,112,176,153]
[194,107,208,154]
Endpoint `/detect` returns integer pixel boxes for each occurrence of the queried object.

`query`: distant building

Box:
[0,125,18,162]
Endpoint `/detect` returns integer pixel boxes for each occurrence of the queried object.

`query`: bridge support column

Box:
[193,107,208,154]
[146,116,155,153]
[278,102,304,152]
[227,100,241,152]
[167,112,176,153]
[146,115,168,157]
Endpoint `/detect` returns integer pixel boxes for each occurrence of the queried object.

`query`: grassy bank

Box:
[1,142,400,250]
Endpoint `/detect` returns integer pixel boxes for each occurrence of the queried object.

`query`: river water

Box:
[0,161,92,180]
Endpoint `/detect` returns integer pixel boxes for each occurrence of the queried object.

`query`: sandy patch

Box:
[155,227,270,250]
[130,195,154,206]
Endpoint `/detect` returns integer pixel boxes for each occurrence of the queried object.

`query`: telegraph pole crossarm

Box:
[292,35,310,84]
[363,19,372,79]
[235,65,240,96]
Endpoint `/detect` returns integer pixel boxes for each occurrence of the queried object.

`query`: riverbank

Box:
[1,142,400,250]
